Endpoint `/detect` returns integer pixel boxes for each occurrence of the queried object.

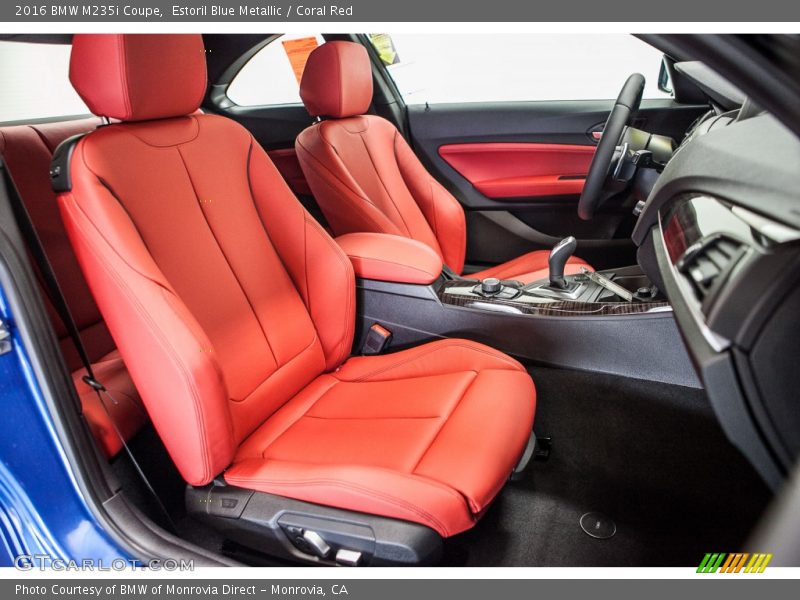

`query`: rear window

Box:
[227,34,325,107]
[0,41,89,122]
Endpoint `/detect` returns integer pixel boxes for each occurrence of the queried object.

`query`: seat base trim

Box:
[185,483,443,566]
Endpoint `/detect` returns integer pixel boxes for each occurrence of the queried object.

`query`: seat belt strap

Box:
[0,158,176,534]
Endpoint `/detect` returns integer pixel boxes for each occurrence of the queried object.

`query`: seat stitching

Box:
[357,125,413,236]
[304,216,355,368]
[337,340,523,383]
[410,370,478,473]
[123,115,202,148]
[393,131,443,256]
[297,130,381,212]
[118,36,133,119]
[77,149,175,295]
[174,143,279,369]
[258,376,341,459]
[301,170,311,308]
[244,141,319,357]
[232,332,320,404]
[335,45,343,118]
[302,414,441,421]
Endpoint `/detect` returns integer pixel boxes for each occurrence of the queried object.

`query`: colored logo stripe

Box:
[745,553,773,573]
[697,553,726,573]
[697,552,773,573]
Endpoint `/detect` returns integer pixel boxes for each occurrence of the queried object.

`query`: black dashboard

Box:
[632,108,800,489]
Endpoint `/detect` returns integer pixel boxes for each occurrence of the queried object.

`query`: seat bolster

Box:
[394,131,467,274]
[58,145,236,484]
[471,250,591,284]
[248,140,356,371]
[335,338,527,383]
[224,458,476,538]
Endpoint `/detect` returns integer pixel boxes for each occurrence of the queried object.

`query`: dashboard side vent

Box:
[677,236,746,304]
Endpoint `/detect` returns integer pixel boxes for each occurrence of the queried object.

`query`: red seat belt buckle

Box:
[362,323,392,355]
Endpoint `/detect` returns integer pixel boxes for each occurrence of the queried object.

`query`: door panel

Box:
[438,142,595,199]
[406,98,707,269]
[408,98,704,211]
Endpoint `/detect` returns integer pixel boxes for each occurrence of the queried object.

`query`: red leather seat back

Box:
[0,118,112,370]
[296,42,467,274]
[61,34,355,485]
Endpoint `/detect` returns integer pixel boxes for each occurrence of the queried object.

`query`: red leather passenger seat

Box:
[0,118,147,457]
[295,42,591,284]
[58,34,536,538]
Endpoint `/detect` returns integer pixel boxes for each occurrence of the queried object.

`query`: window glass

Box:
[0,41,89,122]
[227,34,325,106]
[369,34,670,104]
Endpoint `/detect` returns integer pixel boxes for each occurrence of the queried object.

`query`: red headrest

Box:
[70,34,207,122]
[299,42,373,119]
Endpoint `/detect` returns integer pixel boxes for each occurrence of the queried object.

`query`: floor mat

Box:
[442,366,773,566]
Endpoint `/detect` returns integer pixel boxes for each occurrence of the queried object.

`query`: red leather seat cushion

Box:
[225,339,536,537]
[471,250,591,284]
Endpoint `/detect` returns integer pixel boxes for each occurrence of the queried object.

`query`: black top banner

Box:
[2,0,800,22]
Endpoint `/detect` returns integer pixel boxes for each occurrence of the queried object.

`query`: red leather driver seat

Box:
[295,41,591,284]
[57,34,536,545]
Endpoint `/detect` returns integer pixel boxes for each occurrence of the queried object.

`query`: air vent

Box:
[677,236,745,303]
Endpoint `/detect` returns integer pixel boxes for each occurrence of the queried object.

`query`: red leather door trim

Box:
[438,143,595,199]
[267,148,312,196]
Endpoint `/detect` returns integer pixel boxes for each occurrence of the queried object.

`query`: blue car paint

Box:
[0,284,130,566]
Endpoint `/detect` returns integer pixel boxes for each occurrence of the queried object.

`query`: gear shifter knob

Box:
[549,236,577,290]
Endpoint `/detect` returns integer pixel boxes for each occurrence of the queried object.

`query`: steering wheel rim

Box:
[578,73,646,221]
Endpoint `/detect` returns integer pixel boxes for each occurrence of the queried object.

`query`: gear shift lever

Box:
[549,236,577,290]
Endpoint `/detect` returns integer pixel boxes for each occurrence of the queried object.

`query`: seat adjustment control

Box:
[336,548,363,566]
[302,530,331,558]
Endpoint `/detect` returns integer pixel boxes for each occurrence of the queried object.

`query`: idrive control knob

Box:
[481,278,502,295]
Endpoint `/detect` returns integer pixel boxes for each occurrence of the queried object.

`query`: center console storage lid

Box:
[335,233,443,285]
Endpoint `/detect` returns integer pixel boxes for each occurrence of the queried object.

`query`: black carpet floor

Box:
[441,366,773,567]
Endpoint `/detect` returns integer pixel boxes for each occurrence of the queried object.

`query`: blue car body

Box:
[0,284,128,567]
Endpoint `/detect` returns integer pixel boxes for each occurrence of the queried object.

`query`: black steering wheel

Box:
[578,73,645,221]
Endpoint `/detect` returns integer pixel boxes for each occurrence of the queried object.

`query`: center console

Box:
[336,233,700,388]
[439,266,668,317]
